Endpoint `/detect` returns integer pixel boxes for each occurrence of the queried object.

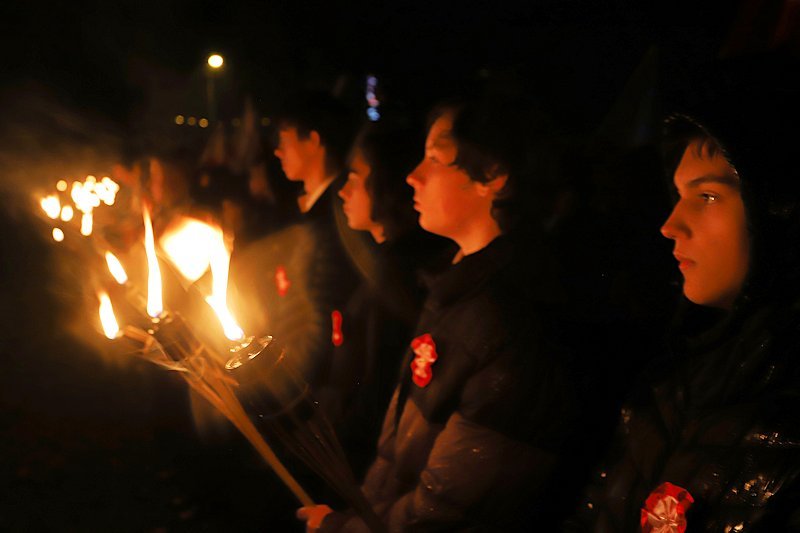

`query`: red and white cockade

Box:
[640,482,694,533]
[410,333,438,388]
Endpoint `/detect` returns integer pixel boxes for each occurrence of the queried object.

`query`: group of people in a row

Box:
[114,56,800,531]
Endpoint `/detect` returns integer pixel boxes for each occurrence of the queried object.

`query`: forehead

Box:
[426,114,456,150]
[674,141,738,189]
[278,127,299,140]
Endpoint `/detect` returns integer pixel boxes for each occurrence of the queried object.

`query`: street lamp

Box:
[207,54,224,69]
[206,53,224,124]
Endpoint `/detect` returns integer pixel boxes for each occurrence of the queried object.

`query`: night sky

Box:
[0,1,751,530]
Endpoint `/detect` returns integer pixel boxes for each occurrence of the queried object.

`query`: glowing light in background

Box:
[365,74,380,122]
[175,115,185,125]
[97,291,120,339]
[105,251,129,285]
[187,116,197,126]
[41,195,61,219]
[60,205,74,221]
[80,212,93,236]
[56,180,68,192]
[52,228,64,242]
[199,118,209,128]
[142,205,163,318]
[207,54,224,69]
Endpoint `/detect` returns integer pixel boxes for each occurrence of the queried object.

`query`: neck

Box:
[370,224,386,244]
[302,159,334,195]
[453,217,502,258]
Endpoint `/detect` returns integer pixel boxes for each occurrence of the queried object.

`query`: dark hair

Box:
[273,92,360,177]
[662,115,728,179]
[428,97,554,234]
[351,122,421,241]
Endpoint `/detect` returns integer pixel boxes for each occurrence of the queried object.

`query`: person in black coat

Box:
[570,54,800,532]
[298,97,577,532]
[231,92,361,418]
[333,121,448,480]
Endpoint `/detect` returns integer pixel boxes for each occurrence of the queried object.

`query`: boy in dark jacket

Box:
[572,56,800,532]
[298,98,577,532]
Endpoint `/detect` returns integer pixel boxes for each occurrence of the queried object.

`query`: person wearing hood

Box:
[570,55,800,531]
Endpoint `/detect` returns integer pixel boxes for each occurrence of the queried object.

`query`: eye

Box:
[700,192,719,203]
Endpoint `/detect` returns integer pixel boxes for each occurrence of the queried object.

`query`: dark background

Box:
[0,0,791,530]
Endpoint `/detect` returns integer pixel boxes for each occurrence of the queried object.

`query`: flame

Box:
[41,195,61,219]
[105,251,128,285]
[159,219,215,282]
[142,204,163,318]
[161,217,244,341]
[60,205,74,221]
[56,180,68,192]
[52,228,64,242]
[80,212,93,236]
[98,291,120,339]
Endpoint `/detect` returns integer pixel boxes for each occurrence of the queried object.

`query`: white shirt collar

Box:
[299,177,335,213]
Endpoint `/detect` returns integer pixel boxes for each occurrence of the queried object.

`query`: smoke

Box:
[0,81,123,220]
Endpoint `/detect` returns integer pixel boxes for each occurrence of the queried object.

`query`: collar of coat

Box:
[422,235,514,312]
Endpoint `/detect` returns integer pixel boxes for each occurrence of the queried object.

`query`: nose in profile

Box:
[407,163,424,189]
[660,203,690,240]
[338,183,350,201]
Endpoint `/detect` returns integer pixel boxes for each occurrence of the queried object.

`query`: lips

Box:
[674,252,696,270]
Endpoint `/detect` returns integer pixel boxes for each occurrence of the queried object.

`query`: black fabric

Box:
[322,236,578,531]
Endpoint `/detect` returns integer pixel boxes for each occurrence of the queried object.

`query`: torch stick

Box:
[121,324,314,507]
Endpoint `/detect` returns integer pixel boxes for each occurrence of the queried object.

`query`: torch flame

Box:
[105,251,128,285]
[80,212,93,236]
[98,291,120,339]
[161,217,244,341]
[41,195,61,219]
[142,204,163,318]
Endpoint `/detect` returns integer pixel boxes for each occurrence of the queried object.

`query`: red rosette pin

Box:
[331,310,343,346]
[275,265,291,297]
[410,333,438,388]
[640,482,694,533]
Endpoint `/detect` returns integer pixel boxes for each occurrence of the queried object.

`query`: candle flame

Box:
[41,195,61,219]
[98,291,120,339]
[105,251,128,285]
[142,204,163,318]
[52,227,64,242]
[161,217,244,341]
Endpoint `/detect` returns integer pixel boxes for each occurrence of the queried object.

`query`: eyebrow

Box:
[685,174,740,189]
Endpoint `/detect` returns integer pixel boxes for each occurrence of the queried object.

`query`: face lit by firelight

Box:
[406,113,493,242]
[338,148,380,235]
[660,140,750,309]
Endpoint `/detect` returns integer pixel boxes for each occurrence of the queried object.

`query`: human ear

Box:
[308,130,321,148]
[476,174,508,198]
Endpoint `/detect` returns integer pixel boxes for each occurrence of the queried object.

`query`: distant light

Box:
[207,54,224,69]
[187,116,197,126]
[199,118,209,128]
[175,114,185,125]
[52,228,64,242]
[260,117,270,127]
[365,74,380,122]
[231,118,241,128]
[56,180,68,191]
[60,205,74,221]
